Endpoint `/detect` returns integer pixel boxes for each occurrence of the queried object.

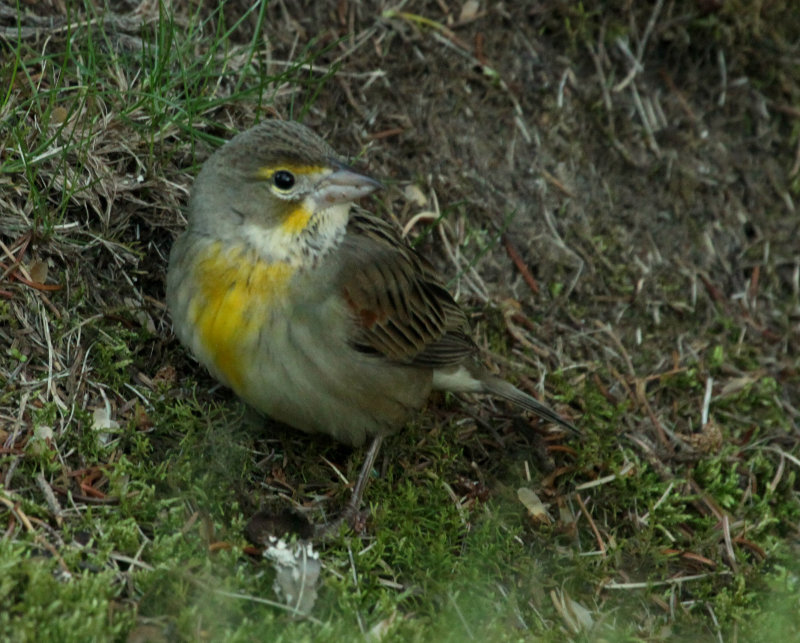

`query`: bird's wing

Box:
[337,211,476,368]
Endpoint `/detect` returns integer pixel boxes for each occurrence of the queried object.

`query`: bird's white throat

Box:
[241,201,351,268]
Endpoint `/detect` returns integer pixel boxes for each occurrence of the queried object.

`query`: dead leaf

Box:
[550,588,594,634]
[29,260,48,284]
[517,487,552,524]
[92,405,120,445]
[403,184,427,207]
[366,611,398,641]
[459,0,480,22]
[719,375,759,397]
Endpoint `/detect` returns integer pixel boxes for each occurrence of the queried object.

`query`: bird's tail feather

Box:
[481,377,578,434]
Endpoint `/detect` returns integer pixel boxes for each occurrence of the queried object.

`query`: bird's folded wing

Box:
[338,212,475,368]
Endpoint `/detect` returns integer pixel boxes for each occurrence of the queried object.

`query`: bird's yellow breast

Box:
[187,241,294,390]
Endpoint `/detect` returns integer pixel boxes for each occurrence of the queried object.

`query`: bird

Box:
[166,119,576,533]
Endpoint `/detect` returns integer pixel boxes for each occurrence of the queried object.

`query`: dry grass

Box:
[1,0,799,640]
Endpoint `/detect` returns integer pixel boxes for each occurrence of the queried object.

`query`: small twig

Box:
[604,572,731,590]
[442,480,469,525]
[701,377,713,426]
[319,456,350,485]
[213,589,324,625]
[502,235,539,295]
[108,552,155,571]
[368,127,405,140]
[638,481,675,526]
[539,168,577,198]
[574,461,635,491]
[0,493,35,532]
[50,486,121,505]
[35,472,64,526]
[575,494,606,556]
[717,49,727,107]
[721,515,737,573]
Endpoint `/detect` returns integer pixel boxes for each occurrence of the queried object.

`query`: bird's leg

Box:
[346,434,384,518]
[315,434,384,539]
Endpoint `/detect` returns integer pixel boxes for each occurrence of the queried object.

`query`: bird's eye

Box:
[273,170,296,191]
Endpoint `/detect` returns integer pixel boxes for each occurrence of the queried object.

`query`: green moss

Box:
[0,541,134,642]
[2,0,798,640]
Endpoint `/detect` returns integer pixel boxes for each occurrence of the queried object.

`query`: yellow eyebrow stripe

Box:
[255,164,327,179]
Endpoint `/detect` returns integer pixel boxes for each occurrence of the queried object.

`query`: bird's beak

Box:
[315,165,383,206]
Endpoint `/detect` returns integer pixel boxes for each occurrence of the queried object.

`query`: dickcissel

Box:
[166,119,576,528]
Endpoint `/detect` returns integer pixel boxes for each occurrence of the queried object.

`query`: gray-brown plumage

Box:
[167,119,576,530]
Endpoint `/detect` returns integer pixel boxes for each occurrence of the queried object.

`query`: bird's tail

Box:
[480,376,578,434]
